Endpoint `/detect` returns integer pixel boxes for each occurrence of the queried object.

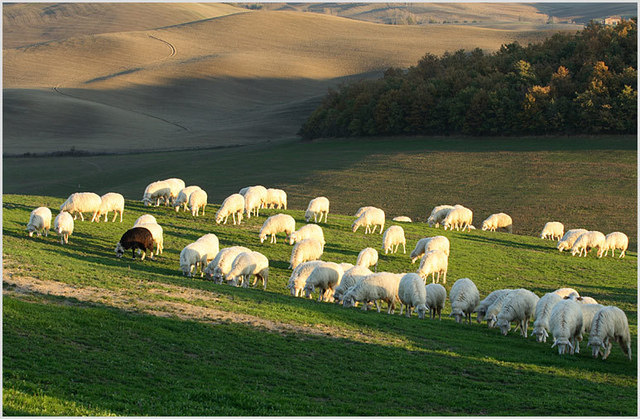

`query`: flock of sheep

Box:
[23,179,633,361]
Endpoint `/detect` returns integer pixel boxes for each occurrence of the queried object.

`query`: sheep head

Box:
[497,319,511,336]
[415,304,427,320]
[114,242,125,258]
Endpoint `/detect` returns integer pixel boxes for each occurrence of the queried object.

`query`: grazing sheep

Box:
[356,247,379,271]
[352,207,385,234]
[288,224,325,246]
[354,206,376,218]
[485,290,515,328]
[26,206,52,237]
[304,262,344,302]
[115,227,155,260]
[398,273,428,319]
[265,188,287,209]
[570,231,606,257]
[179,242,208,277]
[189,189,207,217]
[287,260,325,297]
[449,278,480,324]
[95,192,125,222]
[227,251,269,290]
[203,246,251,283]
[587,306,632,360]
[531,292,564,343]
[427,205,454,228]
[382,225,406,254]
[392,216,412,223]
[557,228,588,252]
[409,236,450,263]
[481,213,513,233]
[343,272,403,314]
[549,298,584,355]
[216,193,245,225]
[417,249,448,284]
[142,180,172,206]
[496,289,540,337]
[442,206,473,232]
[540,222,564,240]
[289,238,324,269]
[134,214,156,226]
[60,192,101,221]
[474,289,513,323]
[133,222,164,255]
[425,283,447,320]
[244,187,263,218]
[259,214,296,244]
[53,211,74,244]
[603,232,629,258]
[173,186,202,212]
[333,265,372,303]
[305,197,330,223]
[580,303,604,335]
[164,178,186,204]
[195,233,220,264]
[553,288,580,299]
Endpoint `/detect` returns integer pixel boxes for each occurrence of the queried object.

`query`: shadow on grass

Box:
[459,234,551,252]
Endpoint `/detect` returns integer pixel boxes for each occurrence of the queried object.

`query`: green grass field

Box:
[2,190,637,416]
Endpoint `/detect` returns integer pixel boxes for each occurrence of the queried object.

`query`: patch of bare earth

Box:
[2,257,399,345]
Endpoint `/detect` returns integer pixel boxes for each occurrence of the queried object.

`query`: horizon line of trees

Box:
[299,19,637,139]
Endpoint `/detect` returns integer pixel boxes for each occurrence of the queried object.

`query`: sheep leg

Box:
[365,225,370,234]
[375,300,381,313]
[402,243,406,254]
[399,304,404,316]
[79,212,84,221]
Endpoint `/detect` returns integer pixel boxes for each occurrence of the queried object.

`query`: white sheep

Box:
[577,296,598,305]
[195,233,220,264]
[496,288,540,337]
[203,246,251,283]
[134,214,157,225]
[60,192,101,221]
[164,178,186,204]
[226,251,269,290]
[142,180,172,206]
[417,249,448,284]
[304,262,344,302]
[570,231,606,257]
[333,265,372,303]
[339,262,354,272]
[244,187,263,218]
[481,212,513,233]
[449,278,480,324]
[398,273,428,319]
[356,247,378,271]
[26,206,52,237]
[557,228,588,252]
[382,225,406,254]
[265,188,287,209]
[474,289,513,323]
[427,205,454,228]
[132,219,164,255]
[179,242,208,277]
[289,238,324,269]
[392,216,412,223]
[540,221,564,240]
[409,236,450,263]
[549,298,584,355]
[342,272,402,314]
[53,211,74,244]
[603,232,629,258]
[287,260,325,297]
[553,287,580,299]
[580,303,604,335]
[305,197,330,223]
[485,290,515,328]
[288,224,325,246]
[531,292,564,343]
[352,207,385,234]
[94,192,125,223]
[173,186,202,212]
[442,206,473,232]
[189,189,207,217]
[425,283,447,320]
[216,193,245,225]
[259,214,296,244]
[354,206,376,218]
[587,306,632,360]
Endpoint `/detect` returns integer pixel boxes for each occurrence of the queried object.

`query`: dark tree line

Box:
[299,19,637,139]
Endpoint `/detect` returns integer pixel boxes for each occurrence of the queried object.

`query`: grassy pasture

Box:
[2,192,637,416]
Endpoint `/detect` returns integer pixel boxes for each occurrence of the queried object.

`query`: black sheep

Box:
[115,227,155,260]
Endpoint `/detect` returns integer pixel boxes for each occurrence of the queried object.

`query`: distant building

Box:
[604,16,622,25]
